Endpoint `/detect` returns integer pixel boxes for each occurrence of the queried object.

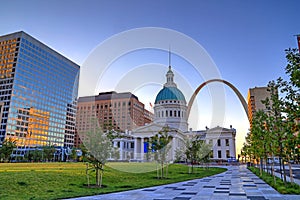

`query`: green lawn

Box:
[0,162,226,200]
[248,166,300,194]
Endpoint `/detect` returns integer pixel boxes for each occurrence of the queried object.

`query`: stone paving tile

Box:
[67,165,300,200]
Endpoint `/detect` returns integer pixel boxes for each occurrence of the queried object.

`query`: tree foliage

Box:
[242,48,300,184]
[82,126,113,187]
[147,127,172,179]
[185,135,212,173]
[0,138,17,162]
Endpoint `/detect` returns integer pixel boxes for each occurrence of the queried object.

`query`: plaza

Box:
[69,165,300,200]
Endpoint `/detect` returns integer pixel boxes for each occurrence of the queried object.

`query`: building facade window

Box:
[218,150,222,158]
[217,139,221,146]
[226,150,230,158]
[210,150,214,158]
[225,139,229,146]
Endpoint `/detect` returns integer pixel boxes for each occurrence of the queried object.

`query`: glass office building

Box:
[0,31,79,148]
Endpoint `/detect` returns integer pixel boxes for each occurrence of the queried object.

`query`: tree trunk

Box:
[279,156,283,180]
[260,157,263,176]
[86,164,90,187]
[96,168,99,186]
[288,161,294,184]
[282,158,287,185]
[156,164,159,179]
[161,162,164,179]
[100,171,103,187]
[272,161,276,185]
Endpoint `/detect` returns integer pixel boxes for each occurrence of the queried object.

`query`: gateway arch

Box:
[187,79,249,120]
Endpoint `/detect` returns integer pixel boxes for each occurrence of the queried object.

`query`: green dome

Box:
[155,87,186,104]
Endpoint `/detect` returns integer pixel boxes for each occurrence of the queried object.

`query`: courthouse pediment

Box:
[132,123,166,136]
[131,123,187,139]
[207,126,233,133]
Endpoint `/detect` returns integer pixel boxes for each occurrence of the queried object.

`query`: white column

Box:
[113,141,117,148]
[230,138,235,158]
[213,139,218,159]
[172,137,176,161]
[134,137,138,160]
[140,137,144,161]
[120,140,124,160]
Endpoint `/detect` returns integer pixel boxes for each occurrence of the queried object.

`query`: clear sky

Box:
[1,0,299,155]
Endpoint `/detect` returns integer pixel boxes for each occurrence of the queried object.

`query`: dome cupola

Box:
[153,65,188,132]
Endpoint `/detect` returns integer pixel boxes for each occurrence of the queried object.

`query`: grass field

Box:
[0,162,226,200]
[248,166,300,194]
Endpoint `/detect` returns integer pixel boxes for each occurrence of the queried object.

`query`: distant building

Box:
[74,91,154,147]
[189,126,236,162]
[0,31,79,148]
[247,87,270,127]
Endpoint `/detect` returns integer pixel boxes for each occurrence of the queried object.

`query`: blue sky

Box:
[1,0,299,154]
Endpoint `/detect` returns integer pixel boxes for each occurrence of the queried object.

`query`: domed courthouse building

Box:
[113,66,237,163]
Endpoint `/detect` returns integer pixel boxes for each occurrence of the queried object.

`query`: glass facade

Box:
[0,31,79,148]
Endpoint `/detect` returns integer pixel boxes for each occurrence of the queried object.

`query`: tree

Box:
[185,137,198,173]
[198,141,212,168]
[42,146,56,162]
[251,110,271,176]
[185,136,212,173]
[70,148,78,161]
[0,138,17,162]
[281,49,300,183]
[148,127,172,179]
[174,147,186,163]
[82,126,113,187]
[285,48,300,88]
[242,48,300,185]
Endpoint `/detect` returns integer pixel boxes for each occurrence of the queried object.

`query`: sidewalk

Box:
[68,165,300,200]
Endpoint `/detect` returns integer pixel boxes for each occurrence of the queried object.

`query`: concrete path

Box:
[68,165,300,200]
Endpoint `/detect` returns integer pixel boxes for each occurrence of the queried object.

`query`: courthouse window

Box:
[226,150,230,158]
[225,139,229,146]
[218,150,222,158]
[217,139,221,146]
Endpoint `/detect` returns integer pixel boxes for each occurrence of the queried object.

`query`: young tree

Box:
[251,110,271,176]
[82,126,113,187]
[264,79,288,183]
[281,48,300,183]
[185,137,199,173]
[148,127,171,179]
[185,136,212,173]
[198,141,212,169]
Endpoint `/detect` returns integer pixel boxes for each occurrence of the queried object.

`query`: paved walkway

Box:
[69,165,300,200]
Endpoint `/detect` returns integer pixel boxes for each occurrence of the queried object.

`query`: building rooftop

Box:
[155,86,186,104]
[78,91,139,102]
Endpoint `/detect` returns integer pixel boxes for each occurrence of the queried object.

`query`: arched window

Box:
[170,110,172,117]
[166,110,168,117]
[162,111,164,117]
[178,110,180,117]
[174,110,177,117]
